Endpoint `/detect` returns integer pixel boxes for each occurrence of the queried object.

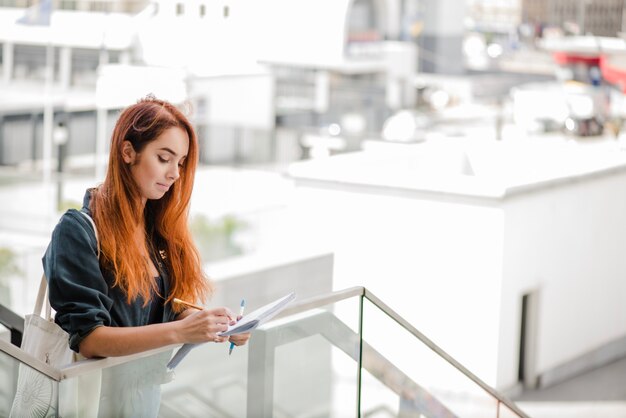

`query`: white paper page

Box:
[218,292,296,336]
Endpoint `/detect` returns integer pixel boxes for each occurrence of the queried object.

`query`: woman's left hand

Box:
[228,314,251,346]
[228,332,250,347]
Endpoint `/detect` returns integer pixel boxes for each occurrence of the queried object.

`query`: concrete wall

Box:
[209,251,334,311]
[290,185,504,386]
[498,170,626,389]
[290,151,626,391]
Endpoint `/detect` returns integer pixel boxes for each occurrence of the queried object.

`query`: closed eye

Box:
[159,154,185,168]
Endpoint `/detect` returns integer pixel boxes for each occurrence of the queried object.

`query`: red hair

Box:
[91,97,211,310]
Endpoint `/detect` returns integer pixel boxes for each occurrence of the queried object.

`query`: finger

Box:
[214,307,235,321]
[210,315,231,324]
[224,308,235,320]
[213,318,230,326]
[211,324,229,333]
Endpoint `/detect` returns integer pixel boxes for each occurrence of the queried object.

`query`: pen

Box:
[229,299,246,355]
[172,298,204,311]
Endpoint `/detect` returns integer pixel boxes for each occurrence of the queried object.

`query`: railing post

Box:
[247,328,274,417]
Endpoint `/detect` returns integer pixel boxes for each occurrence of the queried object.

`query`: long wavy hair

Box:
[91,97,211,310]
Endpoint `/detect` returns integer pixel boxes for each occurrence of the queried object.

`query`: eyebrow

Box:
[158,147,187,159]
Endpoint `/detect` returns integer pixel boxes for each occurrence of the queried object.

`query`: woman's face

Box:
[122,127,190,204]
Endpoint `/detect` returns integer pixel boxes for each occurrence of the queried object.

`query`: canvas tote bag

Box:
[10,210,102,418]
[10,274,76,417]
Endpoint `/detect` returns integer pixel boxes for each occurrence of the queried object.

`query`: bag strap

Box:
[35,210,101,319]
[79,210,100,258]
[34,273,48,318]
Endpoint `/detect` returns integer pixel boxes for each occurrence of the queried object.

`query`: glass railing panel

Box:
[360,366,403,416]
[362,298,499,418]
[272,333,339,416]
[0,348,20,417]
[57,295,361,417]
[0,348,59,417]
[161,340,247,417]
[254,296,361,417]
[58,367,103,417]
[60,350,174,417]
[60,344,246,417]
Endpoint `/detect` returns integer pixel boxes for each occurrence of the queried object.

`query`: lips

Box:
[156,183,171,191]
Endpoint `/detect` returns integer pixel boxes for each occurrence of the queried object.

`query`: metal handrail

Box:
[0,285,529,416]
[0,303,24,346]
[60,344,180,380]
[276,286,529,418]
[363,289,529,418]
[0,337,61,380]
[61,288,366,379]
[0,290,364,381]
[0,330,178,381]
[278,286,364,318]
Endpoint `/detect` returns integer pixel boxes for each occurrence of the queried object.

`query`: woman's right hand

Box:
[176,307,235,344]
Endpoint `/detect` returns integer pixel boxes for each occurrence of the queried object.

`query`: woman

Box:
[43,97,249,414]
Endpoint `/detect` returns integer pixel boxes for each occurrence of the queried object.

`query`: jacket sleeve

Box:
[43,210,113,353]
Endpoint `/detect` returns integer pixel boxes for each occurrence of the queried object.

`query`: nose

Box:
[168,165,180,181]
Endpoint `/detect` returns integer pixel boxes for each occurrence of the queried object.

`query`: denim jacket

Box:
[42,189,177,353]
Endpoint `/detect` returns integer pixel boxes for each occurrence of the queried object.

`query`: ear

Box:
[121,141,136,164]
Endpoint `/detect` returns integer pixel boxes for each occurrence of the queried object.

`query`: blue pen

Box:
[229,299,246,355]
